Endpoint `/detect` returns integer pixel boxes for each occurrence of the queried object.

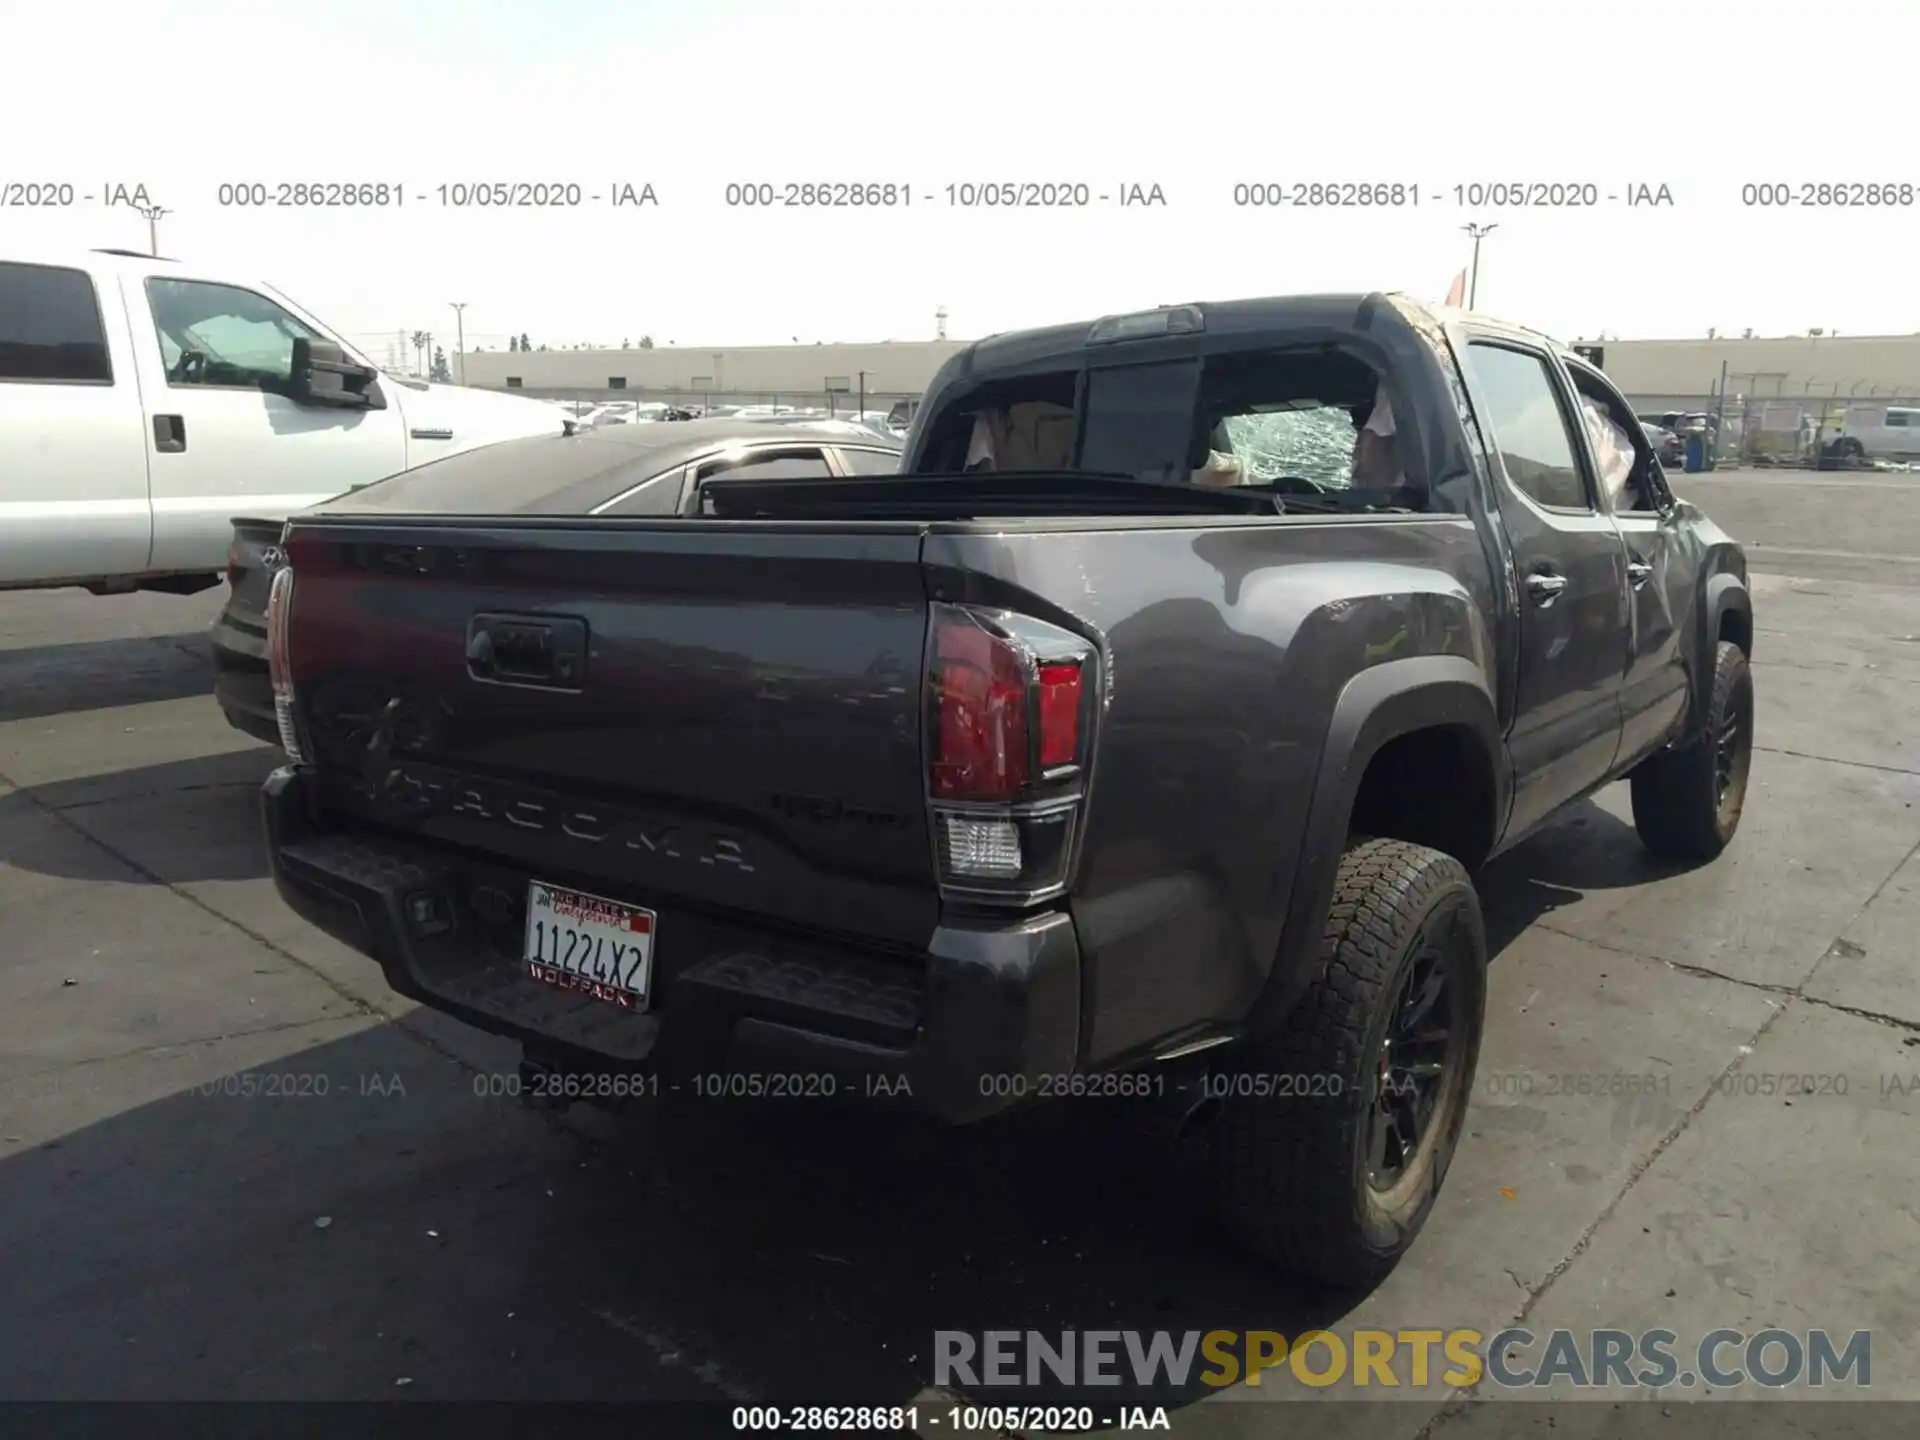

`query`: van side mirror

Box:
[289,338,383,409]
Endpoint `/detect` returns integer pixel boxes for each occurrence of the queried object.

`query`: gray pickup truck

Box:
[258,294,1753,1286]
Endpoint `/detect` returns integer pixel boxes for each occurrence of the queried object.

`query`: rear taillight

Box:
[926,603,1097,904]
[1035,662,1082,767]
[930,618,1032,802]
[265,564,305,764]
[226,540,243,586]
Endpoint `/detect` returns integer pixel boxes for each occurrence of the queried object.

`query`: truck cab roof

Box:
[944,293,1564,382]
[9,247,190,272]
[9,247,293,304]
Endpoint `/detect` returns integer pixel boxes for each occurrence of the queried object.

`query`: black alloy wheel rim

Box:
[1713,678,1752,818]
[1367,916,1461,1192]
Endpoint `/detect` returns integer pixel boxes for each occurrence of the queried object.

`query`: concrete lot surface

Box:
[1,471,1916,1433]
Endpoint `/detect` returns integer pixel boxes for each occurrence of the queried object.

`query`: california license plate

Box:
[523,881,655,1011]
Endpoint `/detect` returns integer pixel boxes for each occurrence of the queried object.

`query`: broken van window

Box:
[1218,404,1362,489]
[1198,347,1393,493]
[963,401,1076,471]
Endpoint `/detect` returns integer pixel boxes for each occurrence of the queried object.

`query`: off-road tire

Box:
[1630,640,1753,862]
[1208,838,1487,1288]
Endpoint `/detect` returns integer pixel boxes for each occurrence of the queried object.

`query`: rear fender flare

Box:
[1686,573,1751,736]
[1246,654,1504,1037]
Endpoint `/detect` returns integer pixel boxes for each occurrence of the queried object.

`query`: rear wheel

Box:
[1209,838,1487,1287]
[1630,640,1753,862]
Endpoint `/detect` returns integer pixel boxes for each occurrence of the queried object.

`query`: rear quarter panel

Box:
[1675,501,1751,732]
[924,512,1500,1065]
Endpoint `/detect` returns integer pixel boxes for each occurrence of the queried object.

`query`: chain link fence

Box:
[1627,383,1920,469]
[341,333,925,421]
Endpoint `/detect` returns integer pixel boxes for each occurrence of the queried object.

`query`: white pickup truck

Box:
[0,248,567,595]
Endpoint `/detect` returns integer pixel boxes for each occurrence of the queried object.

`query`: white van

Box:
[0,248,569,595]
[1839,405,1920,463]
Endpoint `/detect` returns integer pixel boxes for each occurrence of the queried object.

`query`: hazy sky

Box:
[7,0,1916,351]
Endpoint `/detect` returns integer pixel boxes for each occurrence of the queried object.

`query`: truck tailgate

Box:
[281,519,938,948]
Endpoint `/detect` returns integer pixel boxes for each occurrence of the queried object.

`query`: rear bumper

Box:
[210,614,279,746]
[262,766,1081,1123]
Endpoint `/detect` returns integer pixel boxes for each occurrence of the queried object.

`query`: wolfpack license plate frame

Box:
[523,880,656,1011]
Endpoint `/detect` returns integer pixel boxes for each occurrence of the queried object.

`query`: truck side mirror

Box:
[289,338,384,410]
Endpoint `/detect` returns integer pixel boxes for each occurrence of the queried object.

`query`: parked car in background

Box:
[1653,411,1714,438]
[1641,422,1684,467]
[210,420,903,742]
[747,416,906,442]
[583,402,641,426]
[0,248,568,596]
[256,294,1752,1287]
[850,416,906,442]
[575,402,673,427]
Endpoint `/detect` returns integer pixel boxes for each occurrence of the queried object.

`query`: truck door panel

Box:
[1457,337,1629,841]
[124,272,408,574]
[1568,362,1693,768]
[0,261,152,585]
[1612,482,1693,768]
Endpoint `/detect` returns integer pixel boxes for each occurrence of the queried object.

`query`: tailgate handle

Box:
[467,613,588,690]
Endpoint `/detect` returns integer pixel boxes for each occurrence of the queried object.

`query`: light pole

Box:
[450,303,467,384]
[136,202,170,256]
[858,370,870,417]
[1462,223,1498,309]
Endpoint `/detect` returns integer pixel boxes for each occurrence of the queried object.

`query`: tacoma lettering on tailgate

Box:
[370,765,755,872]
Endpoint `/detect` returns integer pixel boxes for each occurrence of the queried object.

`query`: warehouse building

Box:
[1575,333,1920,411]
[458,341,962,409]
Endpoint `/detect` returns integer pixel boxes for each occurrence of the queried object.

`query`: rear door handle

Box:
[153,414,186,453]
[1524,571,1568,604]
[1627,560,1654,589]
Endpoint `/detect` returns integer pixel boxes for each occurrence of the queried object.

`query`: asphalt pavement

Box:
[1,471,1917,1432]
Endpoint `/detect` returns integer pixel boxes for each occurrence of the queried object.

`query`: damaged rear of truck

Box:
[260,294,1751,1285]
